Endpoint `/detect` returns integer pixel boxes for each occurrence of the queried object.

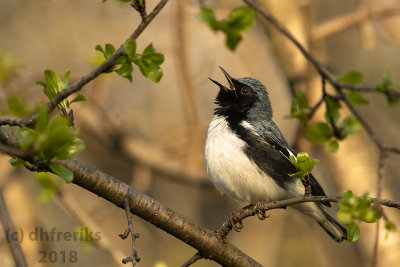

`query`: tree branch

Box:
[0,126,261,267]
[0,189,28,267]
[13,0,169,128]
[217,195,400,240]
[243,0,400,97]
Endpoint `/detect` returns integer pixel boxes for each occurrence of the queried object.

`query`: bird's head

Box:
[210,67,273,122]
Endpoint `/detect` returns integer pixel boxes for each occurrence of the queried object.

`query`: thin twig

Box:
[181,252,202,267]
[217,195,400,239]
[311,3,400,41]
[371,219,380,267]
[242,0,400,97]
[0,117,25,127]
[307,96,324,120]
[120,198,140,266]
[371,150,388,267]
[20,0,170,128]
[322,77,341,138]
[0,190,28,267]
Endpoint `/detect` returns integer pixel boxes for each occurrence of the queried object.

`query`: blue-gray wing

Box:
[260,122,330,207]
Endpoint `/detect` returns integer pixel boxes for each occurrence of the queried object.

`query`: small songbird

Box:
[205,67,347,242]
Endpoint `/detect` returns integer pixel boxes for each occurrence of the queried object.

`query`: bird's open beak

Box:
[209,67,235,91]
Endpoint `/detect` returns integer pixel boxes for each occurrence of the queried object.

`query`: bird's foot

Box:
[254,202,270,220]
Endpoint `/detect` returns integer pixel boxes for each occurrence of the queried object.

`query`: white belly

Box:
[204,116,296,203]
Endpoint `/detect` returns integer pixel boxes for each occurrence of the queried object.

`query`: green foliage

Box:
[339,115,362,137]
[198,7,255,51]
[6,95,32,117]
[344,89,370,105]
[16,128,38,149]
[15,107,84,182]
[339,71,370,105]
[37,70,71,112]
[325,140,339,153]
[36,172,60,202]
[289,152,318,179]
[346,222,360,242]
[70,94,87,104]
[376,72,392,94]
[49,163,73,183]
[376,72,400,106]
[95,41,164,82]
[337,190,382,242]
[306,122,333,143]
[324,96,341,123]
[287,91,309,126]
[132,43,164,82]
[339,71,363,84]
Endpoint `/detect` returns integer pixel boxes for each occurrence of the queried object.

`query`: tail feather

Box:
[318,207,347,242]
[293,202,347,242]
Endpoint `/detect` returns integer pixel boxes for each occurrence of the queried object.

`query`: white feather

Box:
[205,116,303,203]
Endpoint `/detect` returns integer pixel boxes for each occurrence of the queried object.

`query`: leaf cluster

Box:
[198,7,255,51]
[95,40,164,82]
[337,190,382,242]
[13,105,85,182]
[289,152,318,179]
[36,70,86,118]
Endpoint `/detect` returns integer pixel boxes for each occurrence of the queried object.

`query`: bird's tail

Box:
[293,203,347,242]
[317,207,347,242]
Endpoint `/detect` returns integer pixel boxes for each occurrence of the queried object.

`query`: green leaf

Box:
[9,157,27,167]
[344,89,369,105]
[340,115,362,136]
[342,189,353,198]
[337,210,353,224]
[95,44,104,54]
[347,222,360,242]
[287,91,309,126]
[56,138,85,160]
[70,94,87,104]
[49,163,73,183]
[226,31,242,51]
[325,140,339,153]
[227,7,255,31]
[37,70,70,112]
[142,43,156,55]
[7,95,31,117]
[306,122,333,143]
[289,152,318,178]
[198,7,255,51]
[35,104,49,133]
[325,96,341,123]
[104,43,115,58]
[339,71,363,84]
[16,128,38,149]
[42,116,85,161]
[376,71,392,93]
[385,220,395,231]
[123,40,137,61]
[133,43,164,82]
[359,208,379,223]
[115,60,133,82]
[36,172,59,202]
[197,8,218,30]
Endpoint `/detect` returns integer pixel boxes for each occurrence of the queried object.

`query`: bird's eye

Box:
[241,87,250,95]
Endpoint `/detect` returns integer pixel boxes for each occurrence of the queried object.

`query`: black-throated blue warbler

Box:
[205,67,347,242]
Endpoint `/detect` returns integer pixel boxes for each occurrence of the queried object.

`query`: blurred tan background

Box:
[0,0,400,266]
